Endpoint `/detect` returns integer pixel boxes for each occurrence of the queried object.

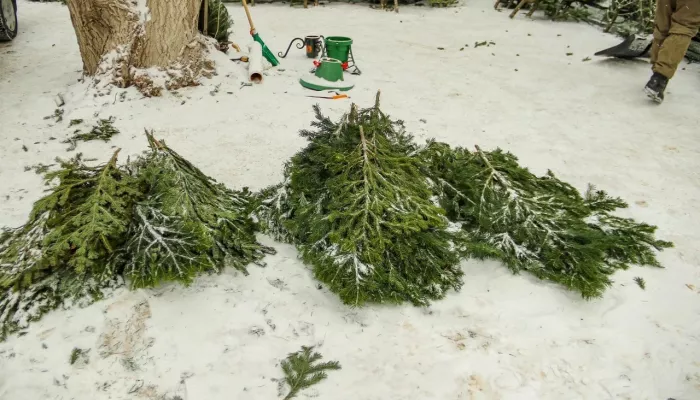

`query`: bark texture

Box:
[66,0,213,95]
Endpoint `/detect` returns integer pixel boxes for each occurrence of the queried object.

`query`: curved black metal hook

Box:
[318,35,326,56]
[278,38,305,58]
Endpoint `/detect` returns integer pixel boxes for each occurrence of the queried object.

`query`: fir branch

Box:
[255,182,295,243]
[39,149,142,278]
[2,150,141,292]
[115,202,212,288]
[69,347,90,365]
[422,141,672,298]
[271,96,463,306]
[24,163,53,175]
[44,108,64,122]
[63,117,119,151]
[1,150,133,339]
[280,346,340,400]
[116,132,274,288]
[0,212,50,290]
[0,270,122,341]
[634,276,646,290]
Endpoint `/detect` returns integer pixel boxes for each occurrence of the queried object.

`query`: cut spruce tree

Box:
[258,93,464,306]
[112,132,274,288]
[259,95,672,303]
[0,151,137,339]
[421,141,672,298]
[6,150,140,288]
[1,134,274,339]
[202,0,233,43]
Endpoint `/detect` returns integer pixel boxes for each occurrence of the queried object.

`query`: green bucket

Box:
[325,36,353,63]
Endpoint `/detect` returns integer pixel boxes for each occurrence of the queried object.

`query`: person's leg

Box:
[651,0,674,65]
[653,0,700,78]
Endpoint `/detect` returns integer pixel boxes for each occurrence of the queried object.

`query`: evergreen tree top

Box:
[259,93,463,306]
[36,149,141,276]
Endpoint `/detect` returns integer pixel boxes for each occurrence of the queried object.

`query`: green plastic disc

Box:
[300,74,355,91]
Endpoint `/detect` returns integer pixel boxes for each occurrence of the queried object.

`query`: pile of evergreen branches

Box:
[535,0,602,23]
[257,93,671,306]
[502,0,696,45]
[258,94,463,306]
[498,0,655,37]
[686,41,700,63]
[0,134,271,339]
[421,142,672,298]
[200,0,234,43]
[114,133,272,288]
[602,0,655,36]
[0,96,674,337]
[221,0,458,8]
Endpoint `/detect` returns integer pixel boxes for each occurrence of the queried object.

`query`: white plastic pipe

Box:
[248,41,264,84]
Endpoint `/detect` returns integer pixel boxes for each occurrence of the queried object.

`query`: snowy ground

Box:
[1,1,700,399]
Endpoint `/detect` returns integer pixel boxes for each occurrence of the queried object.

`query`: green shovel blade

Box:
[252,33,280,67]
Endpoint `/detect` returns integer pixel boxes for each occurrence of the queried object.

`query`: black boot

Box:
[644,72,669,104]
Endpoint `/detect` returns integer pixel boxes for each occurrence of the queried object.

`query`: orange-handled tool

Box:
[306,92,349,100]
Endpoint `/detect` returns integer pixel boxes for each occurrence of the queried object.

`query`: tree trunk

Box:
[66,0,213,96]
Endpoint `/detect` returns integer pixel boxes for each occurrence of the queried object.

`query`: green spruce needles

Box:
[259,93,464,306]
[422,142,672,298]
[1,151,134,339]
[258,93,672,305]
[1,135,273,339]
[114,133,273,288]
[280,346,340,400]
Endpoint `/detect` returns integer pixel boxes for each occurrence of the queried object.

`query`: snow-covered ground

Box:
[1,1,699,399]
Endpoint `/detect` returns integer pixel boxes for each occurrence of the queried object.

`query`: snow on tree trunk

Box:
[66,0,214,96]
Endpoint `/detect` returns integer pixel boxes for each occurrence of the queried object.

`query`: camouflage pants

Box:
[651,0,700,78]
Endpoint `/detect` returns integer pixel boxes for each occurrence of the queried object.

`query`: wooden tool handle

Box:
[241,0,255,32]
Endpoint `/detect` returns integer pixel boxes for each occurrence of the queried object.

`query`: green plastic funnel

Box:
[315,58,343,82]
[300,58,354,91]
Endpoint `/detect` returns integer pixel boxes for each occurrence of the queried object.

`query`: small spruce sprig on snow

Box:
[24,163,53,174]
[44,108,64,123]
[69,347,90,365]
[474,40,496,48]
[64,117,119,151]
[634,277,646,290]
[280,346,341,400]
[68,119,83,128]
